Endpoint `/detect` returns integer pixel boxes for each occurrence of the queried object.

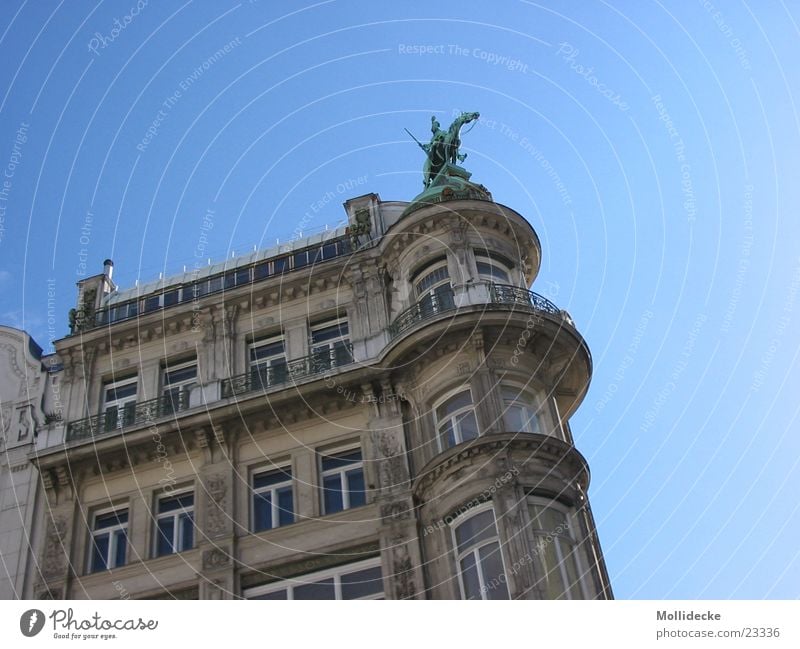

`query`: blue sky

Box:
[1,1,798,599]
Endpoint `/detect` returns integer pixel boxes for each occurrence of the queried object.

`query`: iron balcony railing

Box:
[388,283,563,339]
[220,343,354,398]
[487,283,561,315]
[65,389,192,443]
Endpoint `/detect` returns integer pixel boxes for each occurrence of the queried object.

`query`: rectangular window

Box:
[103,377,137,431]
[144,294,161,313]
[89,509,128,572]
[236,267,252,286]
[252,466,294,532]
[208,276,223,293]
[435,389,479,450]
[163,289,180,307]
[294,250,309,269]
[273,257,289,274]
[310,317,352,371]
[320,449,366,514]
[248,335,287,389]
[244,558,383,600]
[253,262,271,281]
[161,361,197,416]
[155,492,194,557]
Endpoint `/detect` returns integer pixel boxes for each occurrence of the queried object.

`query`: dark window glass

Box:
[253,492,272,531]
[209,276,223,293]
[347,469,366,508]
[323,475,344,514]
[252,590,288,600]
[144,295,161,312]
[273,257,289,274]
[163,290,180,307]
[340,566,384,599]
[224,272,236,289]
[459,552,482,600]
[236,267,252,285]
[321,451,361,471]
[91,535,109,572]
[294,578,336,600]
[254,263,271,280]
[277,488,294,526]
[454,510,496,555]
[322,243,337,259]
[114,531,127,567]
[156,518,174,555]
[195,281,209,297]
[294,251,309,269]
[253,467,292,489]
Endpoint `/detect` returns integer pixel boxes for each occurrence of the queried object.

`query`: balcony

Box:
[221,343,355,398]
[66,390,191,443]
[388,283,564,339]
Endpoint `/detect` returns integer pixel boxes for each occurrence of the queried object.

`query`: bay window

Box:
[501,386,542,434]
[528,498,586,599]
[435,389,479,449]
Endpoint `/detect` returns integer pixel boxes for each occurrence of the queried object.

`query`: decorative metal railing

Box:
[488,283,561,315]
[387,288,457,338]
[220,343,354,398]
[387,283,563,339]
[65,389,192,443]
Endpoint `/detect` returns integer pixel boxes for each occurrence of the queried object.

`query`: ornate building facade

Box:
[2,159,612,599]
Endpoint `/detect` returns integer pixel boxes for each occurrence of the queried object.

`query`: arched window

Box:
[411,257,455,315]
[527,497,586,599]
[501,386,541,434]
[434,389,479,449]
[450,506,509,600]
[475,251,512,284]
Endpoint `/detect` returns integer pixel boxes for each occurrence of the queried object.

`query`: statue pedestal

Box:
[431,163,472,186]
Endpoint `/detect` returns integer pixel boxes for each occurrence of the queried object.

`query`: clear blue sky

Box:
[0,1,798,599]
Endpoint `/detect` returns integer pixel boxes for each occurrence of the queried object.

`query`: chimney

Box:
[103,259,114,280]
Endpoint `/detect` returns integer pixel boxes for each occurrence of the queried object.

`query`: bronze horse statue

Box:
[421,111,480,187]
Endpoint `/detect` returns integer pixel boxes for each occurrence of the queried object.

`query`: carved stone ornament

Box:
[204,473,229,536]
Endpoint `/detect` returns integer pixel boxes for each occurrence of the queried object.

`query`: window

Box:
[252,466,294,532]
[143,294,161,313]
[501,386,541,434]
[102,377,137,431]
[154,492,194,557]
[320,449,366,514]
[163,289,180,307]
[310,317,352,371]
[89,509,128,572]
[244,558,383,600]
[451,506,508,600]
[435,390,479,449]
[413,259,455,315]
[528,498,586,599]
[249,335,287,389]
[161,360,196,415]
[475,251,512,284]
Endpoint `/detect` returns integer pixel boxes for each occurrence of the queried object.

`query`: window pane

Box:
[561,542,583,599]
[479,543,508,600]
[503,405,524,432]
[95,510,128,529]
[273,257,289,274]
[323,475,344,514]
[252,589,288,600]
[277,487,294,526]
[253,467,292,489]
[91,534,109,572]
[459,552,482,600]
[455,510,496,555]
[180,513,194,551]
[321,451,361,471]
[163,289,180,307]
[164,365,197,386]
[156,518,175,556]
[114,530,127,567]
[439,420,456,449]
[346,468,366,508]
[253,492,272,531]
[340,566,383,599]
[254,263,270,280]
[457,411,479,442]
[293,578,336,600]
[436,391,472,418]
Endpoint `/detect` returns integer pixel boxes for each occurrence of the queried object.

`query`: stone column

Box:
[364,381,425,600]
[195,426,237,599]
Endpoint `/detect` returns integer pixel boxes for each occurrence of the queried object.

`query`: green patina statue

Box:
[408,111,480,188]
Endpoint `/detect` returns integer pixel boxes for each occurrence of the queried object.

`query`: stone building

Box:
[3,176,612,599]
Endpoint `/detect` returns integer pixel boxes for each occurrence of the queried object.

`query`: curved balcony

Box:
[387,283,567,340]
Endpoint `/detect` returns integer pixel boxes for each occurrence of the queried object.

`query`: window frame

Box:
[88,506,129,573]
[102,375,138,430]
[500,384,543,435]
[310,316,352,370]
[433,387,480,451]
[318,447,366,515]
[248,333,287,389]
[413,259,451,299]
[526,496,587,600]
[449,503,509,600]
[153,490,195,557]
[251,464,295,532]
[243,557,384,600]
